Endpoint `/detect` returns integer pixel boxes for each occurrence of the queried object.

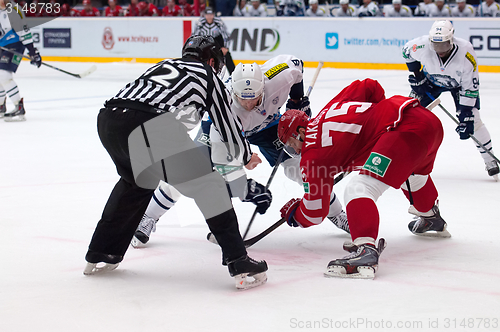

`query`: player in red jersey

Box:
[105,0,123,16]
[162,0,181,16]
[80,0,100,16]
[137,1,160,16]
[279,78,451,279]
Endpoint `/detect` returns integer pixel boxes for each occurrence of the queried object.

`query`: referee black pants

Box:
[87,107,247,263]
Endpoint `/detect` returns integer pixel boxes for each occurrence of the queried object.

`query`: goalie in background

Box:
[403,20,499,179]
[0,0,42,121]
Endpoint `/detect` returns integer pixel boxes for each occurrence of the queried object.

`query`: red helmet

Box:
[138,1,148,11]
[278,109,310,144]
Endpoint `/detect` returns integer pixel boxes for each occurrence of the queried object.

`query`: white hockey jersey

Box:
[478,1,500,16]
[0,5,34,47]
[384,4,412,17]
[334,5,357,16]
[228,54,304,136]
[305,6,329,16]
[451,4,475,17]
[242,3,268,16]
[427,3,451,17]
[355,1,380,16]
[403,36,480,108]
[414,2,436,16]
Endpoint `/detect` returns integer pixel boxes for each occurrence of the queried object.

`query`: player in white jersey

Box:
[132,55,349,247]
[0,0,41,121]
[355,0,380,16]
[305,0,328,16]
[383,0,412,17]
[402,20,499,179]
[451,0,475,17]
[242,0,268,16]
[427,0,450,16]
[414,0,437,16]
[334,0,356,16]
[478,0,500,16]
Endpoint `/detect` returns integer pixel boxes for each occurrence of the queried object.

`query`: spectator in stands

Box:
[216,0,237,15]
[125,0,140,15]
[61,3,80,16]
[25,0,46,17]
[384,0,412,16]
[105,0,124,16]
[163,0,181,16]
[233,0,247,15]
[334,0,356,16]
[243,0,268,16]
[355,0,380,16]
[305,0,328,16]
[478,0,500,16]
[80,0,101,16]
[179,0,194,16]
[414,0,436,16]
[451,0,475,16]
[276,0,306,16]
[137,1,160,16]
[428,0,450,16]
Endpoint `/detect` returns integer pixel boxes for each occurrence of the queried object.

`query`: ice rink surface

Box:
[1,61,499,332]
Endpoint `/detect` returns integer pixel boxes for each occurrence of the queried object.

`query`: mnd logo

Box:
[325,33,339,49]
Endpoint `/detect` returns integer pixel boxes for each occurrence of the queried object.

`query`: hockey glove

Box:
[26,44,42,68]
[280,198,301,227]
[408,72,433,97]
[456,106,474,140]
[286,96,311,117]
[242,179,272,214]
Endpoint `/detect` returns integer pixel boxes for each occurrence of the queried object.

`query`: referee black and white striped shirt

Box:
[105,57,252,165]
[192,17,230,48]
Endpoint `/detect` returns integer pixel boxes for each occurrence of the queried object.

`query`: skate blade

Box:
[493,174,499,182]
[83,262,119,275]
[4,114,26,122]
[234,272,267,290]
[324,265,376,279]
[412,224,451,238]
[131,236,147,248]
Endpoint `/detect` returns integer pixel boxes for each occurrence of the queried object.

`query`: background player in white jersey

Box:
[132,55,349,247]
[451,0,475,17]
[427,0,450,16]
[242,0,268,16]
[305,0,328,16]
[478,0,500,16]
[355,0,380,16]
[0,0,41,121]
[276,0,306,16]
[334,0,356,17]
[383,0,412,17]
[402,20,499,178]
[414,0,437,16]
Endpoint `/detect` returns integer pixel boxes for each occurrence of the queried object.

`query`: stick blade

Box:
[78,65,97,78]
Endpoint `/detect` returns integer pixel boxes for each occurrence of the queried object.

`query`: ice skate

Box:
[0,97,6,118]
[325,238,386,279]
[131,214,158,248]
[4,98,26,122]
[408,205,451,238]
[328,210,350,234]
[227,255,268,290]
[485,160,499,181]
[83,250,123,275]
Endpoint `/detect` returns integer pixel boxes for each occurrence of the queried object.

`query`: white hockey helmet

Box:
[231,63,265,100]
[429,20,454,54]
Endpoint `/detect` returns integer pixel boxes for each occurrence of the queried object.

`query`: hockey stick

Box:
[0,46,97,79]
[426,92,500,164]
[240,60,325,240]
[242,171,349,248]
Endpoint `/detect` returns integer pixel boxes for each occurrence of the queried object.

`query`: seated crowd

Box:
[15,0,500,17]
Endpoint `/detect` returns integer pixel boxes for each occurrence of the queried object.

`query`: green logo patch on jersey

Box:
[362,152,392,177]
[215,165,243,176]
[303,182,310,193]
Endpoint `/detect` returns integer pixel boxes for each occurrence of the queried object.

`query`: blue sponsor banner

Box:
[43,28,71,48]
